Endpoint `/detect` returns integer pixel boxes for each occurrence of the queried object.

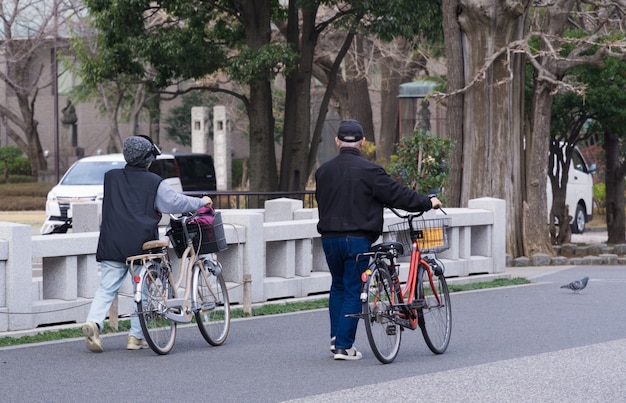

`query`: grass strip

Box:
[0,277,529,347]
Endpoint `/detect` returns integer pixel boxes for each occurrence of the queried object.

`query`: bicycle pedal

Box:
[410,299,425,309]
[386,325,396,336]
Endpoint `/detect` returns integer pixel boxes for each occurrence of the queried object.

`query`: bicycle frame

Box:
[361,206,452,363]
[127,215,210,324]
[371,212,445,330]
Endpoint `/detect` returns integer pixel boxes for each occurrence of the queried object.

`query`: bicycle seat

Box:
[369,241,404,256]
[142,239,169,251]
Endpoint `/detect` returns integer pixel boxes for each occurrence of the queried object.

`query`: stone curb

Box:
[507,243,626,267]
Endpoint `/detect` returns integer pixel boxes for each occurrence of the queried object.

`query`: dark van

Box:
[172,153,217,194]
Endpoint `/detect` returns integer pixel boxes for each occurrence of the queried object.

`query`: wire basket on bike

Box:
[167,211,228,258]
[388,217,451,254]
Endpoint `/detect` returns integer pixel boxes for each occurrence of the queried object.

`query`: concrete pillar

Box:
[191,106,210,154]
[0,223,33,331]
[72,202,100,233]
[468,197,506,273]
[219,210,264,303]
[213,105,231,190]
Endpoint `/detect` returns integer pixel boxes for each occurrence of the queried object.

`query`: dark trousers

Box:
[321,236,370,350]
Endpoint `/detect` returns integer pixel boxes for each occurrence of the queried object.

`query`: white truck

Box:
[546,145,596,234]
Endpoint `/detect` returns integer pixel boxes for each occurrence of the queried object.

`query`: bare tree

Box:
[448,1,530,257]
[313,30,429,164]
[524,2,626,254]
[0,0,77,177]
[442,0,626,257]
[377,38,428,164]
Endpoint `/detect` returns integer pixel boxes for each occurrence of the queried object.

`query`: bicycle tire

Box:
[416,262,451,354]
[193,260,230,346]
[137,262,177,355]
[362,263,401,364]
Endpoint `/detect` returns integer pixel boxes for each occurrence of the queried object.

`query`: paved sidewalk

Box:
[287,338,626,402]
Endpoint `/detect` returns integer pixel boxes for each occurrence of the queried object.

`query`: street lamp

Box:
[53,0,60,182]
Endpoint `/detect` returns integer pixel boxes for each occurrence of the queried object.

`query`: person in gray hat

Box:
[315,119,442,360]
[82,135,213,353]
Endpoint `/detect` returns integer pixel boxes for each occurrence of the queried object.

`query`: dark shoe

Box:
[334,347,362,361]
[330,337,336,354]
[82,322,103,353]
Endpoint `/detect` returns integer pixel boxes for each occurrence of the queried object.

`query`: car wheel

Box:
[571,204,586,234]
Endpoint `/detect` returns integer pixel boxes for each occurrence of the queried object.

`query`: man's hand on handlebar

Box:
[429,196,442,210]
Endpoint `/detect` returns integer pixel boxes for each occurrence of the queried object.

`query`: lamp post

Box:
[53,0,60,182]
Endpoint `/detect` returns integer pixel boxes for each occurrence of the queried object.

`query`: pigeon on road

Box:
[560,276,589,293]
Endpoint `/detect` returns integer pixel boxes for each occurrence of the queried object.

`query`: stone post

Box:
[468,197,506,273]
[0,223,33,331]
[191,106,210,154]
[213,105,231,190]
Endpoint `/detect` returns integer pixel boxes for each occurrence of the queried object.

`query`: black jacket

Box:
[315,147,432,242]
[96,166,163,262]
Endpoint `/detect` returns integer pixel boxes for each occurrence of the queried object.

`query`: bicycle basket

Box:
[166,211,227,258]
[388,217,451,254]
[388,221,412,256]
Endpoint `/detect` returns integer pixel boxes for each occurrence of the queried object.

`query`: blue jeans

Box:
[322,236,371,350]
[86,260,144,339]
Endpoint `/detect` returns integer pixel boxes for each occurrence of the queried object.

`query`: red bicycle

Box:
[358,207,452,364]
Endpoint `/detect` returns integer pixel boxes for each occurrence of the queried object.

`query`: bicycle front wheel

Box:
[416,263,451,354]
[137,262,177,355]
[362,264,401,364]
[193,260,230,346]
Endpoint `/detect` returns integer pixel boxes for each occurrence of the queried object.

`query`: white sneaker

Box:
[82,321,103,353]
[330,337,336,354]
[126,336,149,350]
[334,347,362,361]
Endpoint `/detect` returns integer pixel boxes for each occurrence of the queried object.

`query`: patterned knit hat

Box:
[123,136,156,167]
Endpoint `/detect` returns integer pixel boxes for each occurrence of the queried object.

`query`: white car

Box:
[41,153,183,234]
[546,145,596,234]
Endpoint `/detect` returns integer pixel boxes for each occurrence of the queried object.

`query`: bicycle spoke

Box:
[418,264,451,354]
[137,265,177,355]
[193,263,230,346]
[362,265,401,364]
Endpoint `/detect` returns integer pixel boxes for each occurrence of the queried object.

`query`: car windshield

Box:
[60,161,126,185]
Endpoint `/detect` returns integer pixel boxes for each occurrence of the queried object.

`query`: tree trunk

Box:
[247,81,277,196]
[523,0,579,256]
[378,62,402,164]
[548,141,572,245]
[442,0,464,207]
[280,5,317,191]
[457,0,530,257]
[604,131,626,244]
[148,94,161,145]
[239,0,278,199]
[15,93,47,178]
[341,36,375,147]
[525,84,556,255]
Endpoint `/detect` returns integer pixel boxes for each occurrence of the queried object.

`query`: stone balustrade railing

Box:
[0,197,505,333]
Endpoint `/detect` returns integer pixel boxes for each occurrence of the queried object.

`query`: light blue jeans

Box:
[86,260,144,339]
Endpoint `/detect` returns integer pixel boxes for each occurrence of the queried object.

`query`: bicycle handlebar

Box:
[387,198,447,220]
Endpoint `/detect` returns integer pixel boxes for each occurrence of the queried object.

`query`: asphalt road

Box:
[1,265,625,402]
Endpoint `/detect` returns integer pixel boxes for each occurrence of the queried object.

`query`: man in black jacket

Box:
[82,135,212,353]
[315,119,441,360]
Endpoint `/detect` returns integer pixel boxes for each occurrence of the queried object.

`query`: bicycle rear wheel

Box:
[137,262,177,355]
[416,262,451,354]
[193,260,230,346]
[362,264,401,364]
